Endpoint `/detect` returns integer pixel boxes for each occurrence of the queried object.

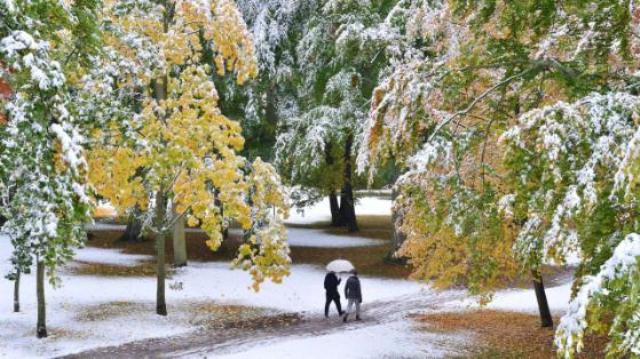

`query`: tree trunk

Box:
[155,191,168,316]
[119,206,144,242]
[337,135,358,232]
[325,143,340,227]
[389,188,407,262]
[13,270,20,312]
[172,213,187,267]
[36,261,47,338]
[329,190,340,226]
[532,269,553,328]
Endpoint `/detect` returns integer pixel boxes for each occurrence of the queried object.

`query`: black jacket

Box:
[344,275,362,302]
[324,272,341,295]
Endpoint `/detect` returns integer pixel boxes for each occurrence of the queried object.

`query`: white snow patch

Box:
[71,247,152,266]
[443,282,572,315]
[286,228,385,247]
[287,196,392,225]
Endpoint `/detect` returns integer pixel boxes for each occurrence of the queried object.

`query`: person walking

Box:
[343,270,362,322]
[324,271,344,318]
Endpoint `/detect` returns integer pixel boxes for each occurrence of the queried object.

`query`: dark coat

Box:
[344,275,362,302]
[324,272,341,295]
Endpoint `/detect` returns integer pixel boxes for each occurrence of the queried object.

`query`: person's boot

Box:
[355,315,361,321]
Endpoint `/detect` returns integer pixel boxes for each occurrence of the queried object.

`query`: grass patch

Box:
[68,261,168,277]
[86,230,240,263]
[418,310,607,358]
[77,301,150,322]
[75,300,296,332]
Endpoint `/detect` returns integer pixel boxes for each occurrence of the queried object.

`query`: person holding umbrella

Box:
[343,270,362,322]
[324,271,343,318]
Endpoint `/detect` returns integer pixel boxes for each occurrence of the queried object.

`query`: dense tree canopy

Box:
[359,0,640,356]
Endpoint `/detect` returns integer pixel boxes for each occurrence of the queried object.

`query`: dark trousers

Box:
[325,292,342,317]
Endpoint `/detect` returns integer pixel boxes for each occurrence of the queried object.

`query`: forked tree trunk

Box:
[337,135,358,232]
[172,213,187,267]
[36,261,47,338]
[532,268,553,328]
[13,270,20,312]
[155,191,168,316]
[329,190,340,226]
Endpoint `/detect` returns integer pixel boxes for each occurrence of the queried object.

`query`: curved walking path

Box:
[59,290,465,359]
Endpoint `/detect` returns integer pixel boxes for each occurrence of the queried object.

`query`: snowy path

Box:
[61,291,467,359]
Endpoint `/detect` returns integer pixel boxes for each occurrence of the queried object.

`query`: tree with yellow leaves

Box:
[83,0,290,315]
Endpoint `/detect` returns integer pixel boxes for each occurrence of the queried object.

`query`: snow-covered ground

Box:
[284,228,385,247]
[71,247,152,266]
[0,234,436,358]
[443,282,572,315]
[202,321,465,359]
[286,197,392,225]
[0,194,576,358]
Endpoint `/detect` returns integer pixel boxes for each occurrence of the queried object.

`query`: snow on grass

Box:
[0,234,433,358]
[287,196,392,225]
[442,282,572,315]
[286,228,385,247]
[71,247,152,266]
[202,321,465,359]
[88,224,386,248]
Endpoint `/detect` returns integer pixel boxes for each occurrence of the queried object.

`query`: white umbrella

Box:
[326,259,355,273]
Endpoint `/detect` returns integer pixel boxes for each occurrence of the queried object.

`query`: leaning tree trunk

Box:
[337,135,358,232]
[36,261,47,338]
[532,268,553,328]
[154,191,168,316]
[329,190,340,226]
[172,213,187,267]
[13,270,20,312]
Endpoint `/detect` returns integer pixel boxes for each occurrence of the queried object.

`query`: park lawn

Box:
[84,214,412,279]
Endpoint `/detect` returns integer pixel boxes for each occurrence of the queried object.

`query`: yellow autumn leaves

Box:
[86,0,289,290]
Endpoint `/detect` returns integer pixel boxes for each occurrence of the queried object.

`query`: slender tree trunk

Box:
[172,213,187,267]
[214,189,229,240]
[36,261,47,338]
[13,270,20,312]
[325,143,340,227]
[337,135,358,232]
[531,269,553,328]
[329,190,340,226]
[155,191,168,316]
[389,188,407,262]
